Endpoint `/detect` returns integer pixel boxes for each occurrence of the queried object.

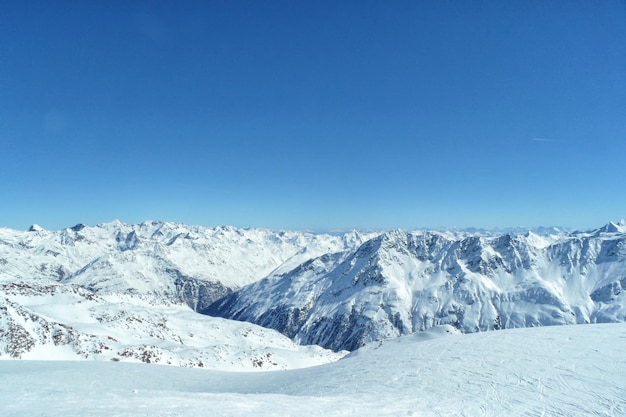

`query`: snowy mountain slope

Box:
[206,223,626,351]
[0,221,373,309]
[0,221,368,369]
[2,219,625,368]
[1,323,624,417]
[0,280,345,370]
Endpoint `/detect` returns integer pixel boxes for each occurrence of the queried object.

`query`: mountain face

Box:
[206,224,626,351]
[0,221,370,367]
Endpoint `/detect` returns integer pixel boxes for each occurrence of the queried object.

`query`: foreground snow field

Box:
[2,323,624,417]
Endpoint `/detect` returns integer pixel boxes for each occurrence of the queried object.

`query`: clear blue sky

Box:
[2,1,625,231]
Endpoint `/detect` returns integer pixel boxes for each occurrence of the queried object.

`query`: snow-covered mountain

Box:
[207,221,626,351]
[0,221,370,368]
[0,220,372,310]
[2,219,625,364]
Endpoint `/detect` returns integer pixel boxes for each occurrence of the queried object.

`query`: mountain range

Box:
[208,220,626,350]
[1,219,625,365]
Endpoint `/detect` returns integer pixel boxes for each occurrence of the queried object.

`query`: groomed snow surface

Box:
[2,323,624,417]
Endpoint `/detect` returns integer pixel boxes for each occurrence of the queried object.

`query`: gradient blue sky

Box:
[2,1,625,231]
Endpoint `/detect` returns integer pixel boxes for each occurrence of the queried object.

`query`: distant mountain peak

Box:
[594,220,626,234]
[70,223,86,232]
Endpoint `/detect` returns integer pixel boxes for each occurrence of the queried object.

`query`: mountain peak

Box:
[594,221,626,234]
[27,224,44,232]
[70,223,86,232]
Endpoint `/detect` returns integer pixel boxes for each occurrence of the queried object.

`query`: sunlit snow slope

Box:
[1,323,624,417]
[0,281,344,369]
[0,221,368,368]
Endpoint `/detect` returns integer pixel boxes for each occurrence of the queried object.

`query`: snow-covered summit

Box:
[27,224,45,232]
[591,220,626,234]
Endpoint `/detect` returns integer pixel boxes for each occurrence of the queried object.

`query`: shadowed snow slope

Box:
[206,224,626,351]
[1,323,624,417]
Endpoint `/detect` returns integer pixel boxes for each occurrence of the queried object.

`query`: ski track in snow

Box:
[1,323,625,417]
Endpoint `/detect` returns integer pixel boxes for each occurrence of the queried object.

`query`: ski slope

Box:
[2,323,624,417]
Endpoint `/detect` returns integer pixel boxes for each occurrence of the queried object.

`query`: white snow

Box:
[0,281,345,370]
[0,220,376,289]
[1,323,624,416]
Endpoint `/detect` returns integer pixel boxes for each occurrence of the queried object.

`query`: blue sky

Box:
[2,1,625,231]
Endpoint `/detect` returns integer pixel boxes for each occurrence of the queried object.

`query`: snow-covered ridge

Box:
[207,221,626,351]
[0,220,375,308]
